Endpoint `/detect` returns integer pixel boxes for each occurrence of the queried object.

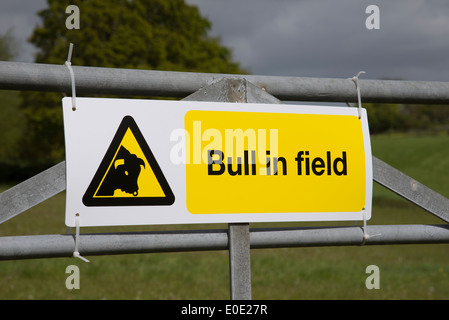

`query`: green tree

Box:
[366,103,449,134]
[401,104,449,132]
[365,103,403,134]
[0,30,26,181]
[20,0,246,169]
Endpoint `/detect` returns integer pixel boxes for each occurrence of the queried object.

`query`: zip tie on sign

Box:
[360,210,381,246]
[73,213,90,263]
[64,43,77,111]
[350,71,365,119]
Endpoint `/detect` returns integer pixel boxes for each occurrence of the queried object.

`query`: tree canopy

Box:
[19,0,246,169]
[31,0,244,73]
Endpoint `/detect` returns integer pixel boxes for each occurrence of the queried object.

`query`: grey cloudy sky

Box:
[1,0,449,81]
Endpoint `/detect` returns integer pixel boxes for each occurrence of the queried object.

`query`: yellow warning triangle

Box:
[83,116,175,206]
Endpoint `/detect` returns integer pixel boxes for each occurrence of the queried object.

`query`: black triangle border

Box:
[82,115,175,207]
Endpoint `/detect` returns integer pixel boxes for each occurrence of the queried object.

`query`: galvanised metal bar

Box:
[373,157,449,223]
[228,223,252,300]
[1,224,449,261]
[1,61,449,104]
[0,161,66,224]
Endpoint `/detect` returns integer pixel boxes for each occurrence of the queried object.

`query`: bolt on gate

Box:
[1,61,449,299]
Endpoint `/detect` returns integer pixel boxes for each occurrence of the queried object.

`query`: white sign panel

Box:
[62,97,372,227]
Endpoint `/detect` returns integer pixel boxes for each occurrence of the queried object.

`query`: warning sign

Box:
[63,98,372,227]
[83,116,174,206]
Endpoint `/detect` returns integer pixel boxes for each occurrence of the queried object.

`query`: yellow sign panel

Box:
[83,116,175,206]
[185,111,366,214]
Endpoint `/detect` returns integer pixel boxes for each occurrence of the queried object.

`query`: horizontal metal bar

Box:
[0,229,229,260]
[0,161,66,224]
[1,61,449,104]
[250,224,449,247]
[373,156,449,223]
[1,224,449,260]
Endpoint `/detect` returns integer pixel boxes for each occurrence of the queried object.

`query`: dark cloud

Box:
[187,0,449,81]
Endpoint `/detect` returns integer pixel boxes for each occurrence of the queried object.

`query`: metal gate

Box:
[1,61,449,299]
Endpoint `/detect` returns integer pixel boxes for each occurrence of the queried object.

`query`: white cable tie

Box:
[73,214,90,263]
[360,210,381,246]
[350,71,365,119]
[361,210,369,245]
[64,43,77,111]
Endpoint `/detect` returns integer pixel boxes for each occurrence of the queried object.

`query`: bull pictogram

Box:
[96,146,145,197]
[83,115,175,207]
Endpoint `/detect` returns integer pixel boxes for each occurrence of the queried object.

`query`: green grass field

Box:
[1,134,449,300]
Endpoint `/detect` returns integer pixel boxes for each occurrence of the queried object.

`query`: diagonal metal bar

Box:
[373,156,449,223]
[0,161,66,224]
